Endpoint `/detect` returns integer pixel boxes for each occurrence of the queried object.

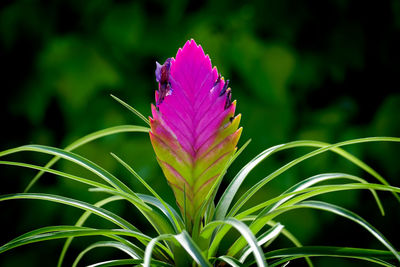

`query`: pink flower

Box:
[150,40,241,223]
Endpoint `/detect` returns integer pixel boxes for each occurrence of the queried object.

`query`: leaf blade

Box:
[143,231,211,267]
[23,125,149,192]
[110,95,150,126]
[0,193,139,232]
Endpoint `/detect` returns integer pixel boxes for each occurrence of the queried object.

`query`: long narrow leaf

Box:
[268,255,394,267]
[0,145,151,211]
[174,231,212,267]
[201,218,266,266]
[89,188,176,237]
[72,241,139,267]
[0,160,114,191]
[0,193,139,232]
[0,228,171,256]
[211,175,385,260]
[58,196,122,266]
[110,153,183,232]
[1,225,146,263]
[23,125,149,192]
[238,182,400,220]
[238,220,313,267]
[110,95,150,126]
[138,194,184,233]
[242,182,400,230]
[228,138,400,219]
[239,223,284,263]
[229,183,400,258]
[216,256,245,267]
[260,173,382,215]
[278,183,400,210]
[293,201,400,261]
[1,226,171,260]
[214,143,285,221]
[263,246,397,267]
[144,231,211,267]
[216,137,400,221]
[7,225,91,243]
[86,259,173,267]
[231,200,400,262]
[266,221,313,267]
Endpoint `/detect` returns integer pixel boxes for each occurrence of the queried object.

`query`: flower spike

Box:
[150,40,241,226]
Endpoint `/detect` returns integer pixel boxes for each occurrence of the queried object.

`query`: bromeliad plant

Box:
[0,39,400,266]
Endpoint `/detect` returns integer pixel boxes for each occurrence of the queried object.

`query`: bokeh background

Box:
[1,0,400,266]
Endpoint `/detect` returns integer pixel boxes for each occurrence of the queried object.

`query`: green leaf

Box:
[0,144,151,211]
[72,241,139,267]
[269,256,393,267]
[292,201,400,261]
[10,225,144,264]
[201,218,266,267]
[174,231,212,267]
[110,152,183,232]
[238,181,399,221]
[263,246,397,267]
[0,227,172,259]
[57,196,138,267]
[216,137,400,222]
[1,227,148,253]
[237,200,400,263]
[23,125,149,192]
[229,139,394,219]
[0,160,114,190]
[110,94,150,126]
[6,225,91,243]
[85,259,174,267]
[89,188,176,237]
[138,194,185,233]
[0,193,139,232]
[212,173,377,260]
[237,220,313,267]
[266,221,313,267]
[229,183,400,258]
[215,256,245,267]
[144,231,211,267]
[214,142,284,221]
[270,173,382,213]
[239,223,284,263]
[276,183,400,210]
[255,173,382,217]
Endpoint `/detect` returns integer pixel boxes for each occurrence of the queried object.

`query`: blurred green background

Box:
[1,0,399,266]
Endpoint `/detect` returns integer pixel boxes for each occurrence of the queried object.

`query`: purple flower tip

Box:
[155,58,173,106]
[155,62,162,83]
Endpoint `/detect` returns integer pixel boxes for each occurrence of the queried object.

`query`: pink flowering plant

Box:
[1,40,400,266]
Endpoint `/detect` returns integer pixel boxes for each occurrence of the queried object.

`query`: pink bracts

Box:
[150,40,241,224]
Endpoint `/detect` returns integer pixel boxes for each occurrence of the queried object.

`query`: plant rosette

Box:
[1,40,400,267]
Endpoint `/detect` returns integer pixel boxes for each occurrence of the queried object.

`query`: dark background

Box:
[1,0,399,266]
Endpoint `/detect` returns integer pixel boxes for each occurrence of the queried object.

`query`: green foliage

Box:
[1,1,400,265]
[0,107,399,265]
